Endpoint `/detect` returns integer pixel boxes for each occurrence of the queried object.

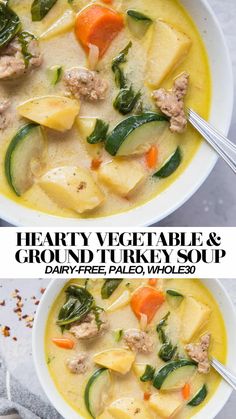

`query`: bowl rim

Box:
[0,0,234,227]
[32,278,236,419]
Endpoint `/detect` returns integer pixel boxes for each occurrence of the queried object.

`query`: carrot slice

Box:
[102,0,113,3]
[91,158,102,170]
[148,278,158,286]
[131,286,165,324]
[146,145,158,169]
[182,383,191,400]
[75,5,124,57]
[52,338,74,349]
[144,391,151,401]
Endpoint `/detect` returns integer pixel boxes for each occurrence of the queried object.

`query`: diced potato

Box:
[98,159,146,197]
[181,297,211,342]
[17,96,80,132]
[146,20,192,88]
[76,117,103,158]
[93,349,135,375]
[107,290,131,312]
[108,397,152,419]
[40,9,76,40]
[38,166,105,213]
[149,392,183,418]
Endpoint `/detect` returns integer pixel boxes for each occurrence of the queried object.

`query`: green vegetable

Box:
[0,2,21,48]
[31,0,58,22]
[113,86,141,115]
[127,10,152,22]
[105,112,167,156]
[153,147,182,178]
[153,360,197,390]
[140,365,155,382]
[112,41,132,89]
[57,285,94,326]
[188,384,208,406]
[84,368,110,418]
[101,279,123,299]
[156,312,170,343]
[18,32,36,67]
[87,119,109,144]
[166,289,184,308]
[113,329,123,342]
[47,65,63,85]
[93,306,105,330]
[5,123,45,196]
[158,342,177,362]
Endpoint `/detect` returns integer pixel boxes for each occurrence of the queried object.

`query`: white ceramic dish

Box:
[33,278,236,419]
[0,0,233,226]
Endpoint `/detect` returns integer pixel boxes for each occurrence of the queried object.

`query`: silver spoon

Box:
[211,357,236,391]
[187,108,236,174]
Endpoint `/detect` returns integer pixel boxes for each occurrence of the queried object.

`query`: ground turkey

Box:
[0,99,11,130]
[123,329,154,354]
[70,312,109,340]
[0,36,42,80]
[153,72,189,134]
[66,352,89,374]
[64,67,108,101]
[185,333,211,374]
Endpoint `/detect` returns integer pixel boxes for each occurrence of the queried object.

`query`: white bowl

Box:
[0,0,234,226]
[33,278,236,419]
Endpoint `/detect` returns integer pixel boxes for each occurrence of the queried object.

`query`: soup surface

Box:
[0,0,210,219]
[46,278,226,418]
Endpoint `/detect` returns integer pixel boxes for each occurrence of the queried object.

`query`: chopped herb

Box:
[113,86,141,115]
[140,365,155,382]
[156,312,170,343]
[112,41,132,89]
[47,355,55,364]
[113,329,123,342]
[18,31,36,67]
[92,306,104,330]
[158,342,177,362]
[87,119,109,144]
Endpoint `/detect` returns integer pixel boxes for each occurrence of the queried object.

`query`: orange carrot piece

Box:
[131,286,165,324]
[182,383,191,400]
[146,145,158,169]
[52,338,74,349]
[144,391,151,401]
[148,278,158,286]
[91,158,102,170]
[75,5,124,57]
[102,0,113,3]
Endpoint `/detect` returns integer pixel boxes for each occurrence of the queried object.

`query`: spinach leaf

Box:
[156,312,170,344]
[92,306,104,330]
[87,119,109,144]
[140,364,155,382]
[57,285,94,326]
[18,32,36,67]
[113,86,141,115]
[0,2,21,48]
[127,10,152,22]
[112,41,132,89]
[158,342,177,362]
[101,279,123,299]
[31,0,58,22]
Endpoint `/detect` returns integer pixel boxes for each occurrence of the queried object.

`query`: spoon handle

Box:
[187,108,236,174]
[211,358,236,391]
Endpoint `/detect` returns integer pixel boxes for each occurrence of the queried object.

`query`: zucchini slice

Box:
[153,147,182,178]
[105,112,167,156]
[153,359,197,390]
[84,368,111,418]
[5,123,45,196]
[188,384,208,406]
[127,10,153,39]
[166,289,184,308]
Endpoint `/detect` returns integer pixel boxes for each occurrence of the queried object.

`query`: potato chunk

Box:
[98,159,146,197]
[149,392,183,418]
[38,166,104,213]
[146,20,192,88]
[17,96,80,132]
[40,9,76,40]
[108,398,152,419]
[181,297,211,342]
[93,349,135,375]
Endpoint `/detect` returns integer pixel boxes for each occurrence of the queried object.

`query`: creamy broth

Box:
[45,279,226,418]
[0,0,211,219]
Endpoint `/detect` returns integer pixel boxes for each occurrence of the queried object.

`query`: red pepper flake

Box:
[35,300,40,306]
[91,158,102,170]
[1,326,10,337]
[144,392,151,401]
[40,288,46,294]
[0,300,5,306]
[13,337,17,341]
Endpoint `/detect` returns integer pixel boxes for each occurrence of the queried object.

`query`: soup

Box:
[45,278,226,418]
[0,0,210,219]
